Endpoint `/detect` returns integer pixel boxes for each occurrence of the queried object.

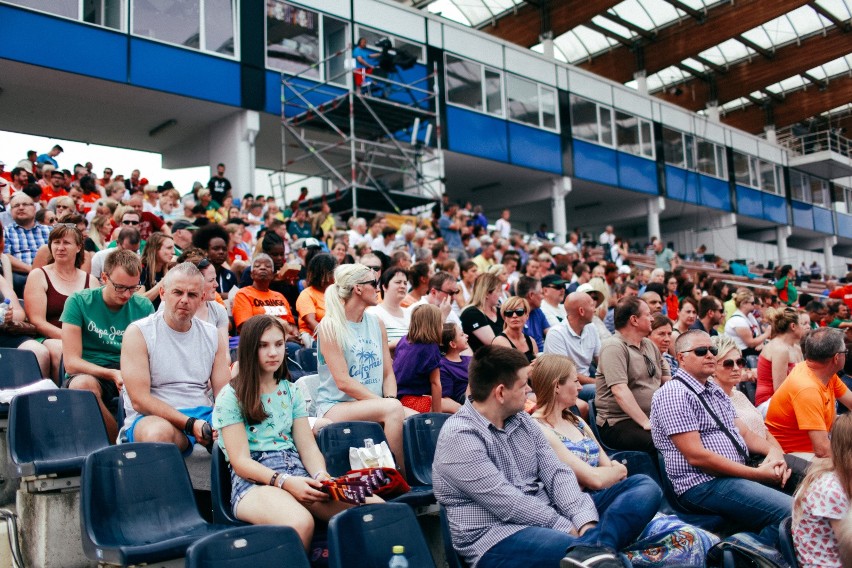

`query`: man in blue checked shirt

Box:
[433,345,657,568]
[651,329,791,545]
[4,193,51,294]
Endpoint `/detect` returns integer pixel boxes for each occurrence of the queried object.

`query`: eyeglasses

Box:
[56,223,80,230]
[11,203,34,209]
[721,358,747,369]
[837,350,848,356]
[642,354,657,377]
[681,346,718,357]
[436,288,459,296]
[106,275,141,294]
[122,220,140,226]
[364,265,381,272]
[358,280,379,288]
[504,309,526,318]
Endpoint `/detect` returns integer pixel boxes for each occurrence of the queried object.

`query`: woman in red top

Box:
[663,274,679,321]
[754,306,807,407]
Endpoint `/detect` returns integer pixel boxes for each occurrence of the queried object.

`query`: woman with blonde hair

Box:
[792,413,852,567]
[724,288,770,358]
[314,263,409,472]
[86,214,113,252]
[492,296,538,362]
[755,306,807,407]
[460,272,503,352]
[586,276,612,340]
[139,232,175,306]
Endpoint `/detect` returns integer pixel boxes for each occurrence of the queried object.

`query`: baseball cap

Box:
[550,246,567,255]
[172,220,199,232]
[576,283,603,300]
[302,237,322,249]
[541,275,567,287]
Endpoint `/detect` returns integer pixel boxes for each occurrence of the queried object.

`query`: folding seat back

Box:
[186,525,310,568]
[0,348,43,419]
[211,444,247,526]
[778,517,799,567]
[402,413,448,486]
[317,421,387,477]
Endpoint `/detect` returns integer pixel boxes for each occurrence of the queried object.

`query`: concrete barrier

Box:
[16,489,92,568]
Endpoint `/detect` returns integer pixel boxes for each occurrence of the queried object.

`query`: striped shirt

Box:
[650,367,747,496]
[433,400,598,567]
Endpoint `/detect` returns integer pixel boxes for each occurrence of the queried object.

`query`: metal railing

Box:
[776,127,851,159]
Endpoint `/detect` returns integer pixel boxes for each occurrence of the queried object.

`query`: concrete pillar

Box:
[706,103,720,123]
[776,226,791,265]
[824,236,838,279]
[17,489,91,568]
[208,110,260,202]
[764,125,777,145]
[647,197,665,242]
[0,425,18,505]
[634,71,648,96]
[551,177,572,244]
[540,32,554,59]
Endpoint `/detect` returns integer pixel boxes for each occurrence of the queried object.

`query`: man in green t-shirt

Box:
[61,249,154,442]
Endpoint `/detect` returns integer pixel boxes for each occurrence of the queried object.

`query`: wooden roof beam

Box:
[584,21,633,48]
[736,35,775,60]
[598,12,656,40]
[808,2,852,32]
[663,0,705,22]
[578,0,810,83]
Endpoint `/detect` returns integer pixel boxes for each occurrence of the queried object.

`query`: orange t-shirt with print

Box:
[232,286,295,331]
[295,286,326,335]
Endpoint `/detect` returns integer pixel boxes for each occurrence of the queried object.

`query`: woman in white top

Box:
[724,288,769,357]
[456,260,478,313]
[365,266,410,353]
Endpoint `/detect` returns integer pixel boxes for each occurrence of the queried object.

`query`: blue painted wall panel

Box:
[838,213,852,240]
[813,206,835,234]
[446,106,508,163]
[0,5,127,82]
[130,39,240,106]
[665,167,688,202]
[699,176,731,211]
[386,63,430,109]
[791,201,814,231]
[508,123,561,174]
[736,186,764,219]
[762,193,788,225]
[618,153,657,195]
[573,141,618,186]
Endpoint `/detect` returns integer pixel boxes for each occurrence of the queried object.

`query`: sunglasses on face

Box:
[721,358,747,369]
[682,346,718,357]
[436,288,459,296]
[122,220,140,225]
[504,309,526,318]
[358,280,379,288]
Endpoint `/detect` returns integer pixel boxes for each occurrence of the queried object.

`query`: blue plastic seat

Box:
[655,453,725,532]
[439,505,466,568]
[586,399,618,454]
[80,443,231,566]
[8,390,109,479]
[295,347,318,373]
[211,444,248,526]
[186,525,310,568]
[402,413,448,486]
[778,517,799,567]
[328,503,433,568]
[317,421,434,507]
[0,348,43,419]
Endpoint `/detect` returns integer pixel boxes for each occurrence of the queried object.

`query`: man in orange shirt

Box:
[765,327,852,459]
[40,169,68,204]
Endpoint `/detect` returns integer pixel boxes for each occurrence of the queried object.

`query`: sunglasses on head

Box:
[721,358,747,369]
[682,346,718,357]
[504,309,526,317]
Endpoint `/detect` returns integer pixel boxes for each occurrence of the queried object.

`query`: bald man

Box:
[544,291,601,401]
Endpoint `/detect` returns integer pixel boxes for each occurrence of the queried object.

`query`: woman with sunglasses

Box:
[315,263,410,474]
[24,224,99,381]
[460,272,504,353]
[492,296,538,363]
[724,288,770,359]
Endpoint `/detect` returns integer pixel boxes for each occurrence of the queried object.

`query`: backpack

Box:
[706,532,791,568]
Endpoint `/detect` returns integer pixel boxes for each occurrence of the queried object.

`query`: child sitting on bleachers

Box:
[438,323,470,414]
[392,304,444,413]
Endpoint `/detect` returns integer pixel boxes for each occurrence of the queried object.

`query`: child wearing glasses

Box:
[492,296,538,363]
[392,304,444,413]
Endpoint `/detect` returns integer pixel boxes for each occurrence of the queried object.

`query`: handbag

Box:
[705,532,791,568]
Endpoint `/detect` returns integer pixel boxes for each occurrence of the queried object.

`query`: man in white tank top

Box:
[120,263,231,452]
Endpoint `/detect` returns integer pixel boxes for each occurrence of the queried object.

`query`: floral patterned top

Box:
[537,418,601,468]
[793,471,849,568]
[213,381,307,460]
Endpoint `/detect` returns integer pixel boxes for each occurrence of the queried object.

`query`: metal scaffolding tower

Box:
[273,45,443,218]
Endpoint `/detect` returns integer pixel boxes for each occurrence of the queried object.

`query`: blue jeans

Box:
[478,476,660,568]
[679,477,791,545]
[578,383,596,402]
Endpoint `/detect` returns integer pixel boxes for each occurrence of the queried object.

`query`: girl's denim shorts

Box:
[230,448,309,516]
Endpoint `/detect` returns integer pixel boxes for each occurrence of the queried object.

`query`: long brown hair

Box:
[233,315,290,425]
[141,232,173,288]
[530,353,580,427]
[793,413,852,524]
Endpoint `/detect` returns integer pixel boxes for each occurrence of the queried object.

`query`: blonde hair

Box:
[793,413,852,526]
[763,306,800,335]
[711,335,740,361]
[530,354,580,427]
[318,263,374,349]
[587,276,610,317]
[733,287,754,308]
[501,296,530,330]
[464,272,501,313]
[89,215,112,250]
[407,304,443,344]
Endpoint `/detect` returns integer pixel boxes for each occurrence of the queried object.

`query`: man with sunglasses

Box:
[595,296,668,454]
[651,329,791,544]
[62,250,155,442]
[410,272,461,325]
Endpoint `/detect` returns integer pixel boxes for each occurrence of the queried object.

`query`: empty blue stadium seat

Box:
[778,517,799,567]
[211,444,248,527]
[295,347,318,373]
[403,413,448,486]
[8,390,109,478]
[586,399,618,454]
[0,348,43,419]
[186,525,310,568]
[328,503,433,568]
[80,443,231,566]
[655,453,725,532]
[439,505,466,568]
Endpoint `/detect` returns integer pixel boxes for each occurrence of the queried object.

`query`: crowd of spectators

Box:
[2,148,852,566]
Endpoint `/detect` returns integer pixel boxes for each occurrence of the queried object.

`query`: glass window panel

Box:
[662,127,685,167]
[640,120,654,158]
[812,178,829,207]
[7,0,77,18]
[695,139,717,176]
[324,16,348,85]
[599,107,613,146]
[715,145,727,179]
[134,0,200,49]
[540,86,557,130]
[204,0,234,55]
[506,74,539,126]
[484,69,503,116]
[356,28,424,62]
[790,171,808,201]
[684,134,695,170]
[445,55,483,111]
[733,152,751,186]
[83,0,124,30]
[266,1,319,77]
[615,111,640,155]
[759,160,776,193]
[570,96,598,143]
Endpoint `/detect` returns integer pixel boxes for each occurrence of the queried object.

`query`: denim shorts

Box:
[230,448,309,517]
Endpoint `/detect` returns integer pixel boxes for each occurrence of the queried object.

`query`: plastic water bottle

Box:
[388,545,408,568]
[0,298,11,322]
[364,438,374,449]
